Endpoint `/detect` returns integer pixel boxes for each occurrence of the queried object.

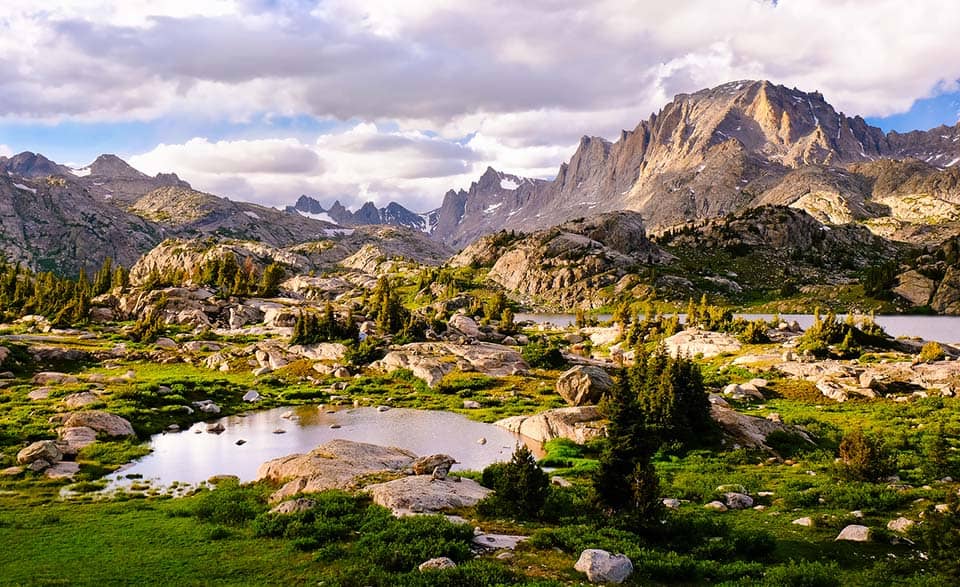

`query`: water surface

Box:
[107,406,541,486]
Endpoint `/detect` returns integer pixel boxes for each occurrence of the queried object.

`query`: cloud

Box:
[5,0,960,210]
[0,144,12,157]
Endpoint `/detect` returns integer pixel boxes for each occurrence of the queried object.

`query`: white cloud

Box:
[0,144,12,157]
[5,0,960,210]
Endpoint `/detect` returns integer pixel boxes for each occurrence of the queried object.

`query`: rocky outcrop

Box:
[365,476,492,516]
[664,329,742,358]
[555,366,614,406]
[893,270,937,306]
[372,342,528,387]
[452,212,671,309]
[931,266,960,314]
[495,406,604,444]
[256,439,417,501]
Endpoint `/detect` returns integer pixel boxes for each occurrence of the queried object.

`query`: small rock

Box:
[705,501,728,512]
[836,525,871,542]
[724,492,754,510]
[887,517,914,533]
[272,428,286,434]
[551,476,573,488]
[207,423,225,434]
[477,437,487,445]
[242,390,261,402]
[270,498,317,514]
[418,557,456,572]
[662,498,681,509]
[235,439,247,446]
[462,400,481,409]
[792,517,814,527]
[574,549,633,584]
[376,405,390,412]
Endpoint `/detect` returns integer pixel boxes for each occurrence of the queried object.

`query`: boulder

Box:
[32,372,78,386]
[574,549,634,584]
[411,454,457,476]
[710,404,813,452]
[63,391,101,409]
[365,476,492,515]
[17,440,62,465]
[58,426,98,455]
[257,439,416,501]
[893,270,936,307]
[269,498,317,514]
[154,337,178,350]
[44,461,80,479]
[62,411,135,437]
[704,501,728,512]
[373,342,528,387]
[724,492,754,510]
[495,406,604,444]
[472,534,528,550]
[27,387,52,401]
[242,390,261,402]
[887,517,915,533]
[462,400,481,409]
[418,557,456,572]
[448,314,482,338]
[555,365,614,406]
[664,329,741,358]
[836,525,871,542]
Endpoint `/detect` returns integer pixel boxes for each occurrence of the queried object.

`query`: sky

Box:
[1,1,959,213]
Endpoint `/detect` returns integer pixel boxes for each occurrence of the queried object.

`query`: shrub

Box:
[920,341,945,363]
[356,514,474,571]
[478,444,550,519]
[344,339,384,367]
[761,560,840,586]
[192,480,265,525]
[917,497,960,579]
[521,338,566,369]
[837,427,894,482]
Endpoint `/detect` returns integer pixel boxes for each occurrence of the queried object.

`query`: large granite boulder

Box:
[365,476,492,515]
[495,406,604,444]
[62,411,135,437]
[556,366,614,406]
[932,266,960,314]
[257,439,416,501]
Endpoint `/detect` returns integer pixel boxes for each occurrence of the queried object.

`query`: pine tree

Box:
[258,263,285,297]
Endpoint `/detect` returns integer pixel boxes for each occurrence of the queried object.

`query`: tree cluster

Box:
[289,303,358,346]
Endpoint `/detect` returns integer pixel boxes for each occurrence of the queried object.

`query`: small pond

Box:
[518,312,960,343]
[106,406,542,487]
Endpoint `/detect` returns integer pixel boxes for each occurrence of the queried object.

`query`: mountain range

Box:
[294,80,960,248]
[3,79,960,275]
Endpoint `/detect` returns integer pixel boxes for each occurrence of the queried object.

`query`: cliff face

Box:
[432,81,960,247]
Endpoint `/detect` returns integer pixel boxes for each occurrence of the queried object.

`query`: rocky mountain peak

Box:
[88,154,147,179]
[0,151,68,178]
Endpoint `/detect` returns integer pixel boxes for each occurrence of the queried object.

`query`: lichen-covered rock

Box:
[17,440,62,465]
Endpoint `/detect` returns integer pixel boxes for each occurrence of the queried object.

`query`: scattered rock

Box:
[418,557,456,572]
[17,440,62,465]
[59,426,97,455]
[63,391,101,409]
[270,498,317,514]
[44,461,80,479]
[662,498,681,509]
[705,501,728,512]
[242,390,261,402]
[448,314,482,338]
[207,423,225,434]
[836,525,871,542]
[27,387,52,401]
[792,517,814,527]
[462,400,481,409]
[412,454,457,476]
[887,517,915,533]
[62,411,134,437]
[555,365,614,406]
[574,549,634,584]
[724,492,754,510]
[472,534,528,551]
[32,372,78,386]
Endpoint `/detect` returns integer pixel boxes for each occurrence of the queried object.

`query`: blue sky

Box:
[1,1,959,210]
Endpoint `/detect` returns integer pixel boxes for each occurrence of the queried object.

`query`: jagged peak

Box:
[89,154,147,178]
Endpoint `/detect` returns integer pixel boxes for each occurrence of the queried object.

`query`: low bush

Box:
[192,480,265,525]
[521,338,566,369]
